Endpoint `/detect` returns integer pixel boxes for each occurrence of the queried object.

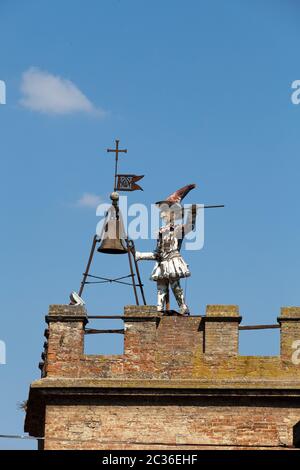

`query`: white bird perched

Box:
[69,291,85,306]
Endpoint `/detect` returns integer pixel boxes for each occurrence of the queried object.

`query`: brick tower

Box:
[25,304,300,449]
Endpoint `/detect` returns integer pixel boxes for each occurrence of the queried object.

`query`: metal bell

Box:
[97,219,127,254]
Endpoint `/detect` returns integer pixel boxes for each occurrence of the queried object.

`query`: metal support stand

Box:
[78,235,98,297]
[78,236,147,306]
[128,239,147,306]
[125,238,139,305]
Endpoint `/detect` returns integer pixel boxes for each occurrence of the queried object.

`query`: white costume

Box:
[150,223,191,281]
[136,199,196,315]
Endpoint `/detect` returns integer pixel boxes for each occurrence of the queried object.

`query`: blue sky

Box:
[1,0,300,449]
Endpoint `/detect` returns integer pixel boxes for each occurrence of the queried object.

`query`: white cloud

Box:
[20,67,105,116]
[76,193,102,209]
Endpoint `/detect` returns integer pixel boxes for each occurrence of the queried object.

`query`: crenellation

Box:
[25,303,300,449]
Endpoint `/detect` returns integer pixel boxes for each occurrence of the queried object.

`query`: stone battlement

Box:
[25,304,300,449]
[38,304,300,384]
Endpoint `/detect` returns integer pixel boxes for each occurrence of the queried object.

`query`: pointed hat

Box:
[156,183,196,207]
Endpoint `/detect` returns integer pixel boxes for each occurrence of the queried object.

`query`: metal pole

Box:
[78,235,98,297]
[107,139,127,192]
[113,139,119,191]
[129,240,147,305]
[166,283,170,311]
[125,239,139,305]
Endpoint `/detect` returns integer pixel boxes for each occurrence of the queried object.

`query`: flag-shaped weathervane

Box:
[116,174,144,191]
[107,139,144,192]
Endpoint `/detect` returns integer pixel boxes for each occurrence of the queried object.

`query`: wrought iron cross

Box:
[107,139,127,191]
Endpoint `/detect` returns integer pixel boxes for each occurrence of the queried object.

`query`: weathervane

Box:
[107,139,127,191]
[107,139,144,192]
[70,139,146,307]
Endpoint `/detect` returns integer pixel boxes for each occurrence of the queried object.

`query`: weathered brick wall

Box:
[43,400,300,450]
[43,305,87,378]
[203,305,240,355]
[41,304,300,381]
[25,303,300,450]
